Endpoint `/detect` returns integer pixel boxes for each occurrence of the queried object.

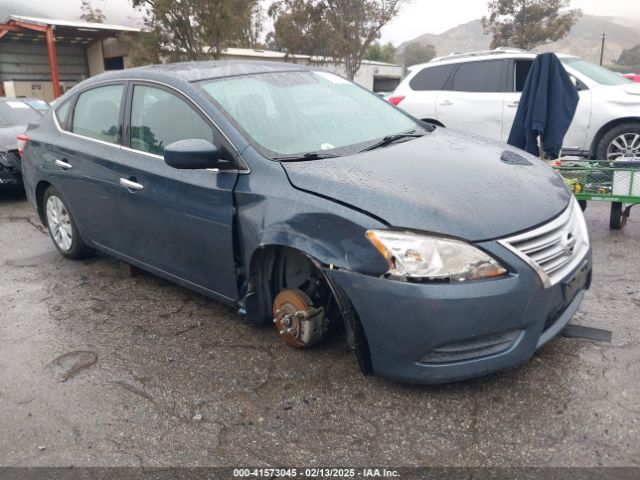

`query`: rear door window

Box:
[409,65,456,91]
[71,84,124,144]
[129,85,213,155]
[451,60,506,92]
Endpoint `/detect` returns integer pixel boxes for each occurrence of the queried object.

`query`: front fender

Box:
[234,151,389,278]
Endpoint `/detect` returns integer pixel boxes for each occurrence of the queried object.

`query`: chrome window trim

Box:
[498,198,590,289]
[52,78,250,174]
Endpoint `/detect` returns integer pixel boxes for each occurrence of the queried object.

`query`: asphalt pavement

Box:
[1,186,638,467]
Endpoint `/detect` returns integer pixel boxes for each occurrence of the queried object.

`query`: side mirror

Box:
[569,76,581,91]
[164,139,228,170]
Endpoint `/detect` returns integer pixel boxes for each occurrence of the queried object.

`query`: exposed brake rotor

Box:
[273,288,326,348]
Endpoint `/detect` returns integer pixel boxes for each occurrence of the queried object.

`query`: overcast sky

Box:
[382,0,640,44]
[7,0,640,46]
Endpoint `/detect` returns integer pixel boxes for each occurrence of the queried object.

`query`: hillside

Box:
[399,14,640,65]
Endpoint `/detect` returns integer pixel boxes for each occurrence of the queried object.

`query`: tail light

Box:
[17,134,28,157]
[388,96,406,106]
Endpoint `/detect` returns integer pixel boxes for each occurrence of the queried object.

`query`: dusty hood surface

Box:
[282,128,571,241]
[623,82,640,96]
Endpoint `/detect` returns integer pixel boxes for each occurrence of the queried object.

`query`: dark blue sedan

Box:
[20,61,592,384]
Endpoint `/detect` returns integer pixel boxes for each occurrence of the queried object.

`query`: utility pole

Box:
[600,32,606,66]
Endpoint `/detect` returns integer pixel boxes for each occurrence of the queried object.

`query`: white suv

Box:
[391,49,640,159]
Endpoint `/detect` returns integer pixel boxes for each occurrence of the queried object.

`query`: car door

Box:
[50,83,133,252]
[436,59,507,140]
[398,64,456,121]
[502,58,533,141]
[113,82,239,301]
[560,76,592,153]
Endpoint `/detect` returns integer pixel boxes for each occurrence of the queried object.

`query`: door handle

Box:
[507,101,520,108]
[439,100,453,106]
[55,159,72,169]
[119,177,144,191]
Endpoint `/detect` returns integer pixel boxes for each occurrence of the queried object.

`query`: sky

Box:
[381,0,640,44]
[6,0,640,46]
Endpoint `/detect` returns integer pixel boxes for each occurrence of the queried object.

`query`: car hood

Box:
[282,128,571,241]
[0,125,26,151]
[623,82,640,96]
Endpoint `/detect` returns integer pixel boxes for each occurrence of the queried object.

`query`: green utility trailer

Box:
[553,159,640,230]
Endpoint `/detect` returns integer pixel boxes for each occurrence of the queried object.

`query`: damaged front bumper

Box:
[324,242,592,385]
[0,150,22,185]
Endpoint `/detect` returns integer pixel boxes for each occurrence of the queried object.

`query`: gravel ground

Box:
[0,186,638,467]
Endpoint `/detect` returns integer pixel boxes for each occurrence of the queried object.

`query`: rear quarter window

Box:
[55,100,72,129]
[409,65,456,91]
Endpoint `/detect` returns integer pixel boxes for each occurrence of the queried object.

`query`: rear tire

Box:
[43,186,93,259]
[596,122,640,161]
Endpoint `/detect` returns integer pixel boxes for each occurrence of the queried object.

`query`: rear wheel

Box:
[596,123,640,161]
[43,186,93,259]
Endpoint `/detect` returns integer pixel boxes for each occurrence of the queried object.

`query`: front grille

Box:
[499,200,589,287]
[419,330,523,364]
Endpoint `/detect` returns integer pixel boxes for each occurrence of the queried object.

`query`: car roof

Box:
[408,49,579,71]
[89,60,312,83]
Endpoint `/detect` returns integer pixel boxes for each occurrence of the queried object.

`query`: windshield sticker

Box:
[313,71,350,84]
[6,101,29,109]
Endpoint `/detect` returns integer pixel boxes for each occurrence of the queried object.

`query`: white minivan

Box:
[391,48,640,160]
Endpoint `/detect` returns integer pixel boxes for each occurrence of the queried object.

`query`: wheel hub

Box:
[608,133,640,160]
[272,288,326,348]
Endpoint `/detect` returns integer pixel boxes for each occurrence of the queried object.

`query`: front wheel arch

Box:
[591,118,640,159]
[245,245,373,374]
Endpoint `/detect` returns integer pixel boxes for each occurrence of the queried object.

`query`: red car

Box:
[624,74,640,82]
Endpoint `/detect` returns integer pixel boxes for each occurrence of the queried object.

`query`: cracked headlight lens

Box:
[366,230,507,282]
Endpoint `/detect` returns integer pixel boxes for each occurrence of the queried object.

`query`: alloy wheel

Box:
[46,195,73,251]
[607,133,640,160]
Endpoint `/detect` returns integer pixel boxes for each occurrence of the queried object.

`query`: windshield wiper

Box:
[359,131,424,153]
[273,152,340,162]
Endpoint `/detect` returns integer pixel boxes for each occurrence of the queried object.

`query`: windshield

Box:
[0,101,43,125]
[562,58,632,86]
[200,70,418,158]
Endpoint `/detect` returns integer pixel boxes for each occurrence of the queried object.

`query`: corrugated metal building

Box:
[0,15,139,101]
[0,15,401,101]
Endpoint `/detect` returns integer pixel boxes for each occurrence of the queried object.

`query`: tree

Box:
[365,42,397,63]
[123,31,163,67]
[267,0,334,58]
[618,45,640,66]
[400,43,436,67]
[80,0,106,23]
[243,2,265,49]
[130,0,262,63]
[269,0,406,80]
[481,0,581,51]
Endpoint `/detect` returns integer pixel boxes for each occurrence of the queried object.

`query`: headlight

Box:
[572,196,590,249]
[366,230,507,282]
